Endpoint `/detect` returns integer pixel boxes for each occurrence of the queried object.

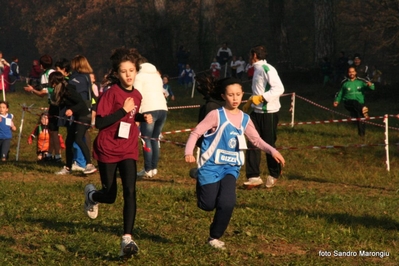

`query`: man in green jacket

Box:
[334,66,375,136]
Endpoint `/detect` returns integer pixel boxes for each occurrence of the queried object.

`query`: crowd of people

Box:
[0,43,380,258]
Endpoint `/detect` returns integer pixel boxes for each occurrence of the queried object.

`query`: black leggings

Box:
[65,117,91,168]
[92,159,138,235]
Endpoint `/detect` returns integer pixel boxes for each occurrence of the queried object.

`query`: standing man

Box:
[8,56,20,92]
[216,42,232,78]
[351,53,369,81]
[242,45,284,189]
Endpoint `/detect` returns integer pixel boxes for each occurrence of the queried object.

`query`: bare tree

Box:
[198,0,216,70]
[269,0,292,69]
[314,0,335,63]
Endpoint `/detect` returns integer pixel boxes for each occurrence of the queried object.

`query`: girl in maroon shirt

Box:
[83,48,152,259]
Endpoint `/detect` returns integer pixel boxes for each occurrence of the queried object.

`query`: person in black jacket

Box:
[49,71,97,175]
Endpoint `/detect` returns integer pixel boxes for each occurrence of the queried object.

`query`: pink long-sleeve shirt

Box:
[185,108,278,156]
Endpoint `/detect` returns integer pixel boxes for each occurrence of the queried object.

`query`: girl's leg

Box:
[209,174,236,239]
[118,159,138,235]
[0,139,10,160]
[140,114,155,172]
[74,118,91,164]
[91,161,118,204]
[149,110,167,170]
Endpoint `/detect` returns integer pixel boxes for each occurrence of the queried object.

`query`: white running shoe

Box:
[71,162,85,172]
[119,235,139,258]
[83,164,97,175]
[84,184,98,219]
[266,175,277,188]
[55,166,71,175]
[243,177,263,187]
[208,238,226,250]
[152,169,158,176]
[137,169,153,178]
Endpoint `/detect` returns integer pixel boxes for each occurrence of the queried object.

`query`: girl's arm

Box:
[184,110,218,162]
[96,109,127,130]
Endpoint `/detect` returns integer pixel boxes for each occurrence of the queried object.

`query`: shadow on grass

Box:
[236,201,399,231]
[286,173,395,191]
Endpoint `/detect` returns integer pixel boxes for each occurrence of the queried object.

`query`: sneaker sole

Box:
[83,169,97,175]
[121,242,139,258]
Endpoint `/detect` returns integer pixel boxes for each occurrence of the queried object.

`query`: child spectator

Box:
[162,75,175,101]
[28,113,50,161]
[184,77,285,250]
[180,64,195,90]
[245,62,254,81]
[0,101,17,161]
[28,59,41,87]
[210,57,221,79]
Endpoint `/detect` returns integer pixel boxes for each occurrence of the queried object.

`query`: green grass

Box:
[1,80,399,265]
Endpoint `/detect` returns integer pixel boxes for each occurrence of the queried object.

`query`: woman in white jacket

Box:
[134,61,168,178]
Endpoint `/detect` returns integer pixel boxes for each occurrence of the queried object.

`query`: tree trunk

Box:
[314,0,335,63]
[269,0,292,70]
[152,0,174,74]
[198,0,216,70]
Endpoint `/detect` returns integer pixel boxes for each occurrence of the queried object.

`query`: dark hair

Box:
[40,54,53,70]
[106,48,142,85]
[54,58,71,73]
[250,45,268,60]
[48,71,68,105]
[0,100,9,108]
[195,72,241,101]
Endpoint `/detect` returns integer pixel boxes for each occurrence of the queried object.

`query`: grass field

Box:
[1,78,399,266]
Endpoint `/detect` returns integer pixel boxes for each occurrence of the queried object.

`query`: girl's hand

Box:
[123,97,135,113]
[144,114,153,124]
[185,154,196,163]
[272,151,285,167]
[65,109,73,116]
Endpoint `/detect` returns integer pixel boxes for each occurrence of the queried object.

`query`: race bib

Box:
[118,121,131,139]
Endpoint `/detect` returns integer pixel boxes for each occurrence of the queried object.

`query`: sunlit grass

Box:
[0,81,398,265]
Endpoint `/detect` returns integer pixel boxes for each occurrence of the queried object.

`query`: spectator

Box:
[176,45,190,85]
[180,64,195,91]
[28,60,42,87]
[134,60,168,178]
[236,56,246,80]
[0,100,16,161]
[334,51,348,82]
[28,112,50,161]
[245,61,254,81]
[8,56,20,92]
[242,45,285,189]
[162,75,175,101]
[24,54,62,162]
[351,53,369,81]
[49,71,97,175]
[209,57,221,79]
[370,65,382,84]
[216,42,232,78]
[0,51,10,92]
[320,56,333,87]
[334,66,375,136]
